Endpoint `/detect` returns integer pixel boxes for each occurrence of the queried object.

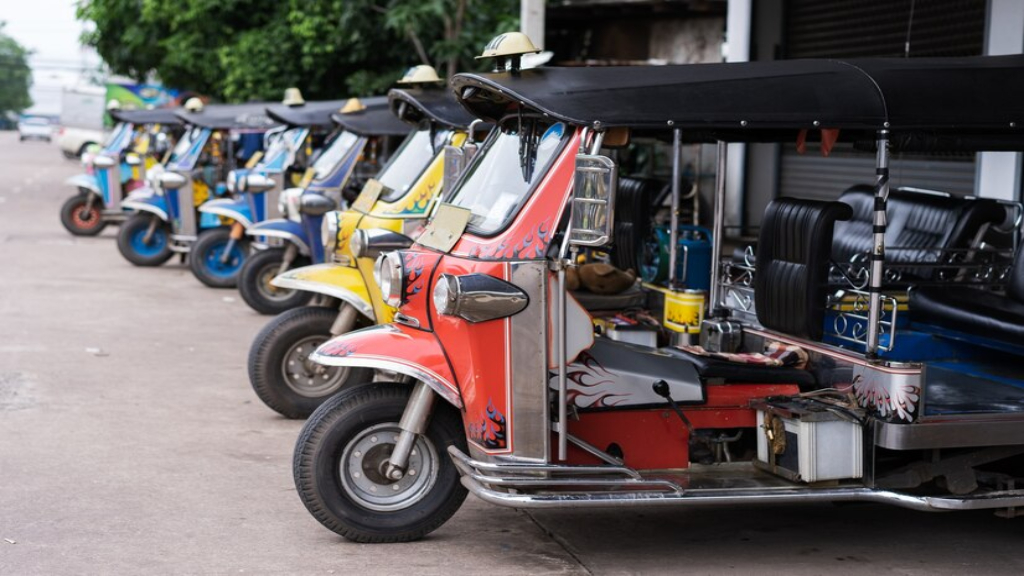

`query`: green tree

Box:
[0,23,33,116]
[78,0,518,102]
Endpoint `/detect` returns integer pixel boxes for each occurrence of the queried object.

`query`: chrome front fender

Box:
[65,174,99,194]
[198,197,253,227]
[310,324,462,408]
[247,219,310,256]
[121,190,169,222]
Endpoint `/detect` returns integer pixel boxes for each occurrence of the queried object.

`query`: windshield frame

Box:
[310,129,363,182]
[166,126,211,171]
[445,118,571,238]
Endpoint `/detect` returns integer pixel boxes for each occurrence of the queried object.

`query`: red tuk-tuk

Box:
[295,37,1024,543]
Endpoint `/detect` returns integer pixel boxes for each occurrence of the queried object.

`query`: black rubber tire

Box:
[189,227,248,289]
[294,383,468,543]
[248,306,370,419]
[238,247,313,315]
[77,142,97,158]
[117,213,174,267]
[60,194,107,236]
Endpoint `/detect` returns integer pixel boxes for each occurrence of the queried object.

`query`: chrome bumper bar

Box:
[449,447,1024,513]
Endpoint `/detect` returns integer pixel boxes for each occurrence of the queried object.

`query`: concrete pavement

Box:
[0,131,1022,575]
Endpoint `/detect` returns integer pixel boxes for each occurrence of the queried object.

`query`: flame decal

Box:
[468,399,507,449]
[318,339,357,358]
[470,218,552,260]
[402,252,427,299]
[561,351,631,409]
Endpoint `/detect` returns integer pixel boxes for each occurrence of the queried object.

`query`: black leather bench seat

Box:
[910,244,1024,347]
[910,287,1024,343]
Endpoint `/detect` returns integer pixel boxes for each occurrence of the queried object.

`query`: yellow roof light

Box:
[476,32,541,73]
[282,87,305,107]
[396,65,443,85]
[184,97,204,113]
[339,98,366,114]
[106,99,121,111]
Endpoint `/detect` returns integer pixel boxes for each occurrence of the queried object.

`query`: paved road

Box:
[1,132,1022,575]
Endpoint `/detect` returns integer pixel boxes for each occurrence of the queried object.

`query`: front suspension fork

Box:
[276,242,299,276]
[81,193,98,218]
[386,381,436,480]
[142,215,160,244]
[220,221,246,263]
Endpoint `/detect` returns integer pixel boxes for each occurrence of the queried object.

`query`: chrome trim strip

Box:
[198,205,253,228]
[744,327,921,374]
[307,353,462,408]
[244,229,310,256]
[121,200,168,222]
[876,418,1024,450]
[269,277,375,320]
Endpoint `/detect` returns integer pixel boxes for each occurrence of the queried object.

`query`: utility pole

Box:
[521,0,545,50]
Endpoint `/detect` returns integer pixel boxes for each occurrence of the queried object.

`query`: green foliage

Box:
[78,0,519,102]
[0,22,33,115]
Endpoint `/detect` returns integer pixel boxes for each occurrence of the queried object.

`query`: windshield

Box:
[447,122,566,235]
[102,122,133,150]
[312,130,362,179]
[169,126,204,164]
[377,128,439,202]
[260,127,307,170]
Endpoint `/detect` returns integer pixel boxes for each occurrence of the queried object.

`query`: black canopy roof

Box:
[109,108,183,125]
[451,55,1024,143]
[267,99,362,128]
[175,102,280,130]
[330,97,410,136]
[388,87,477,129]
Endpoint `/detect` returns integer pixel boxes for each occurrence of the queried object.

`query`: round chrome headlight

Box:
[321,211,340,255]
[376,252,405,308]
[227,170,239,193]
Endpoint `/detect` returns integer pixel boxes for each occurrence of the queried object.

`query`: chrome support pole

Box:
[386,381,437,480]
[866,130,890,357]
[219,238,237,264]
[330,302,359,336]
[708,141,728,311]
[668,129,682,288]
[143,214,160,245]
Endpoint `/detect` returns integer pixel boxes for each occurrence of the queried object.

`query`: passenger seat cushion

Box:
[910,285,1024,343]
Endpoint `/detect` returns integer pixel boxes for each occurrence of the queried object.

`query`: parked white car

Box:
[57,125,107,159]
[18,117,53,142]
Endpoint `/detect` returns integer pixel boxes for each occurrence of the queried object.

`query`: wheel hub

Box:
[340,423,438,511]
[281,336,348,397]
[256,262,293,301]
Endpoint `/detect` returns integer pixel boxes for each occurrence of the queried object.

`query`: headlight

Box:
[433,274,457,316]
[244,173,275,193]
[158,171,187,189]
[321,211,340,255]
[350,229,366,260]
[124,153,142,167]
[376,252,405,308]
[92,155,116,169]
[227,170,239,193]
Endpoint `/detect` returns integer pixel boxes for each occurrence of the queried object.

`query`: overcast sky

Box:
[2,1,102,115]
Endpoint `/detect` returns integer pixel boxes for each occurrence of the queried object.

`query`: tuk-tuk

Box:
[189,97,345,288]
[247,69,485,420]
[238,97,409,313]
[117,101,278,267]
[60,108,182,236]
[294,35,1024,543]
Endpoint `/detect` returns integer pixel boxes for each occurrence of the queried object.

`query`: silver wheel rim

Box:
[339,423,439,512]
[281,335,349,397]
[255,260,296,303]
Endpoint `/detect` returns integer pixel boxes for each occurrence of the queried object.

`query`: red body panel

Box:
[565,384,801,470]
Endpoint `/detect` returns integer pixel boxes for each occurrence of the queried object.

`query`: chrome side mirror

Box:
[441,145,467,195]
[568,154,617,247]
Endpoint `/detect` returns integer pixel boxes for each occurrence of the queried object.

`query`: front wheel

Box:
[247,306,370,419]
[294,383,468,543]
[238,247,313,315]
[189,227,248,288]
[60,194,107,236]
[117,213,173,266]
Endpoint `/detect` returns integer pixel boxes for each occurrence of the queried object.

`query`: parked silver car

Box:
[18,117,52,142]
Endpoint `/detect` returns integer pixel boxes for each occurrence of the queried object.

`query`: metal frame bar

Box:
[668,129,682,287]
[866,130,890,357]
[709,141,728,310]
